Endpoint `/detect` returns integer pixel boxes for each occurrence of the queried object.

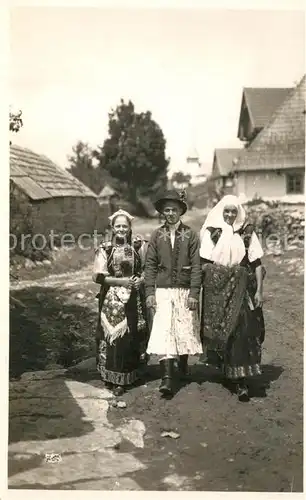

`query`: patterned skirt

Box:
[96,286,149,386]
[147,288,203,356]
[201,264,265,380]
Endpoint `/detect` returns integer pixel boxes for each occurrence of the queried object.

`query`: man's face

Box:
[162,201,182,225]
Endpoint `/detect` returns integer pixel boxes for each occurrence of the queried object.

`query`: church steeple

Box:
[183,106,206,185]
[184,145,207,186]
[186,146,200,165]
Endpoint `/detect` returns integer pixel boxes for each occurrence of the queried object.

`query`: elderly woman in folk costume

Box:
[199,195,266,402]
[92,209,149,396]
[145,190,203,396]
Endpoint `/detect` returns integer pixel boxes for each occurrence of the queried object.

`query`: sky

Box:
[10,7,305,175]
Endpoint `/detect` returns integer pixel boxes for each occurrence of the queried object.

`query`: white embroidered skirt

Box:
[146,288,203,356]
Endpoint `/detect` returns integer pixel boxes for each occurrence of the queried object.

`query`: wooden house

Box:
[10,144,102,247]
[237,86,292,144]
[233,75,305,203]
[211,148,243,194]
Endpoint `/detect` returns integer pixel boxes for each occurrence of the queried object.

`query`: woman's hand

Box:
[254,290,263,308]
[129,276,143,290]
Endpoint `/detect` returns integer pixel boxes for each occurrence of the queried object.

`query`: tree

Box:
[94,99,169,204]
[10,108,23,133]
[171,171,191,186]
[67,141,101,193]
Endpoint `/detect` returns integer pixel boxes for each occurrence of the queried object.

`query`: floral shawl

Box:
[95,240,147,345]
[201,263,249,351]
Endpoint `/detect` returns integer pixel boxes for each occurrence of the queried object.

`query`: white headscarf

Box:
[199,195,263,266]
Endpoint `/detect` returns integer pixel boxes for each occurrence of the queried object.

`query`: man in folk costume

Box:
[145,190,203,396]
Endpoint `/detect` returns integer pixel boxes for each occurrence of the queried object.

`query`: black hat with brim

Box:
[154,190,188,215]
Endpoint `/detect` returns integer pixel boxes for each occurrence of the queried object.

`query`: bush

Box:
[245,203,304,248]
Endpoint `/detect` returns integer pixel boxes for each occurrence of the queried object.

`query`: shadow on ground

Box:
[9,374,95,479]
[9,285,98,479]
[10,285,97,378]
[64,357,284,402]
[139,360,284,396]
[8,453,45,480]
[9,372,95,445]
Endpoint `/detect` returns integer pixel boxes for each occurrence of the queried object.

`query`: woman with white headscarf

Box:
[199,195,266,402]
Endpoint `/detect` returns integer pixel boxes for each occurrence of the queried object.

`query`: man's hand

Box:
[146,295,157,312]
[187,297,198,311]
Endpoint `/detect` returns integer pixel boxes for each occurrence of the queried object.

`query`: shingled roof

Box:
[237,87,292,137]
[10,144,97,200]
[234,75,305,172]
[212,148,243,177]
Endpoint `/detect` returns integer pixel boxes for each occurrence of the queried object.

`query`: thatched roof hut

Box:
[10,144,102,247]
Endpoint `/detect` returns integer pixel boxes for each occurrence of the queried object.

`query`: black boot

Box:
[236,380,249,402]
[178,355,189,379]
[140,353,150,366]
[113,385,125,397]
[159,359,175,396]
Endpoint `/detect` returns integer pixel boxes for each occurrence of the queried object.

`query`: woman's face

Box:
[223,204,238,226]
[162,201,182,225]
[113,215,130,239]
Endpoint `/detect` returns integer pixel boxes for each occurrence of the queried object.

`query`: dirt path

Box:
[105,252,304,492]
[8,251,303,491]
[10,265,93,291]
[9,372,148,490]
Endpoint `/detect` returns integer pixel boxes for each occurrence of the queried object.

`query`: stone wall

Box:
[245,202,304,252]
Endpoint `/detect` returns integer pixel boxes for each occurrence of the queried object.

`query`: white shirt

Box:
[169,221,181,249]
